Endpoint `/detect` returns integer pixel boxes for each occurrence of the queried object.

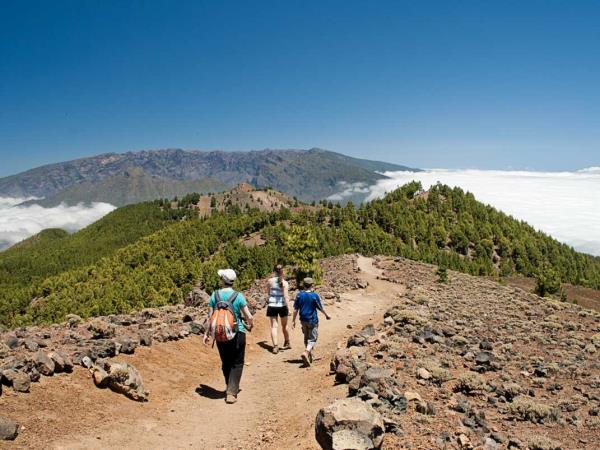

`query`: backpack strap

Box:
[215,289,239,313]
[226,291,239,309]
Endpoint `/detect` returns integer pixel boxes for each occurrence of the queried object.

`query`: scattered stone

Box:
[34,351,55,376]
[0,417,18,440]
[315,398,385,450]
[404,391,422,402]
[89,359,148,401]
[416,368,431,380]
[23,339,39,352]
[416,401,435,415]
[3,336,20,350]
[88,319,116,339]
[115,337,138,355]
[2,369,31,393]
[49,351,66,372]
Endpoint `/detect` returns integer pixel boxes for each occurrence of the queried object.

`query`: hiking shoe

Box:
[283,341,291,350]
[225,394,237,404]
[301,351,311,367]
[273,345,279,354]
[308,351,313,363]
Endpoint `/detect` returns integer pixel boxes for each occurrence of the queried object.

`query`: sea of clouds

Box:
[0,198,116,250]
[330,167,600,256]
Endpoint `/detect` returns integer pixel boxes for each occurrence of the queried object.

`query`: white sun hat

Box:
[217,268,237,284]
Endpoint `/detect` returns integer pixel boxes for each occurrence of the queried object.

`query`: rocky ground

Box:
[0,254,364,445]
[328,256,600,450]
[2,254,599,449]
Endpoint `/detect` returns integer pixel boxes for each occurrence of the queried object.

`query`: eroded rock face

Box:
[315,397,385,450]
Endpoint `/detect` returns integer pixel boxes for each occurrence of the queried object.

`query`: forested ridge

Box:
[0,202,187,289]
[1,182,599,329]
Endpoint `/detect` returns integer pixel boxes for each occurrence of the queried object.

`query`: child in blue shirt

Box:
[292,277,331,366]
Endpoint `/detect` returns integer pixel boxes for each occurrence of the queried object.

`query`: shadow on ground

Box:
[195,384,226,399]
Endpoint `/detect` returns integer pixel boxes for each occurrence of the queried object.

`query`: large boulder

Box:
[3,336,20,350]
[0,417,18,440]
[184,286,210,307]
[315,397,385,450]
[1,369,31,393]
[355,366,397,399]
[331,346,367,384]
[34,351,55,376]
[115,336,138,355]
[90,360,148,402]
[88,319,116,339]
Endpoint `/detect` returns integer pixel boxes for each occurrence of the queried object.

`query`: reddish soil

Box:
[502,276,600,312]
[0,257,397,450]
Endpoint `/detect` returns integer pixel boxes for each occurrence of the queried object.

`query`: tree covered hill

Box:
[0,148,418,205]
[1,182,599,329]
[0,202,188,290]
[0,185,303,290]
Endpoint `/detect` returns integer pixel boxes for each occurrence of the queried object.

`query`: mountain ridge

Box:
[0,148,419,206]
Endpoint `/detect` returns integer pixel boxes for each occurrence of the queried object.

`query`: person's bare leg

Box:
[270,317,279,353]
[281,315,290,348]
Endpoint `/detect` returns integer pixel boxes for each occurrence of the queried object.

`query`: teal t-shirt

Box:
[209,288,248,333]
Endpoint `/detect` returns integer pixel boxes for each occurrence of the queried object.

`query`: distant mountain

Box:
[30,168,227,207]
[0,148,418,206]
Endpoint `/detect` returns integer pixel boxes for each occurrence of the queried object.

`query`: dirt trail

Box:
[5,257,400,450]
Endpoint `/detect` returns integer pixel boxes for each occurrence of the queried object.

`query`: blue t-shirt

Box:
[209,288,248,333]
[294,290,323,324]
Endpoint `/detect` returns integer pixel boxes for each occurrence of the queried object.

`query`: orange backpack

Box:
[209,290,239,342]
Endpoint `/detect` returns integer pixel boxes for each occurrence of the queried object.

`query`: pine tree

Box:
[284,225,323,285]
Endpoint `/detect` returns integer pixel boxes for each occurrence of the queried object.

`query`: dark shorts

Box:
[266,306,289,317]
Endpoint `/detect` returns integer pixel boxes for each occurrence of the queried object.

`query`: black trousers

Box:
[216,332,246,396]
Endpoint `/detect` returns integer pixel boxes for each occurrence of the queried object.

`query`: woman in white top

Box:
[266,264,291,354]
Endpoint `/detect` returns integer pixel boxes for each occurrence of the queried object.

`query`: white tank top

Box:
[268,277,288,307]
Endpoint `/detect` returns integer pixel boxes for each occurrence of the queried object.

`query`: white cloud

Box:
[0,196,39,209]
[0,200,116,251]
[326,181,370,201]
[333,168,600,256]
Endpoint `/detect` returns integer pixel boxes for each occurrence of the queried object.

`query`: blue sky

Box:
[0,0,598,176]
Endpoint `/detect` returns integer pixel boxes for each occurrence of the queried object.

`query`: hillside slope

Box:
[0,148,418,205]
[0,202,187,290]
[2,182,600,329]
[0,185,303,290]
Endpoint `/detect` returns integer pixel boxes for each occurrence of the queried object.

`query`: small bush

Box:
[454,372,487,395]
[508,398,560,423]
[498,382,523,401]
[528,436,562,450]
[436,266,448,283]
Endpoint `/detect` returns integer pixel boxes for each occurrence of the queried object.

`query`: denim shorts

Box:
[301,321,318,344]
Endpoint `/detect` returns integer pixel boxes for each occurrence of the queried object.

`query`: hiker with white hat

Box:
[292,277,330,366]
[203,268,253,404]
